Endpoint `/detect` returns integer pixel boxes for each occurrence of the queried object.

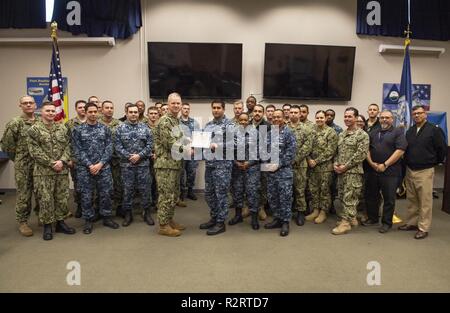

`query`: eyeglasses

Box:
[21,101,35,105]
[379,116,392,120]
[412,112,425,116]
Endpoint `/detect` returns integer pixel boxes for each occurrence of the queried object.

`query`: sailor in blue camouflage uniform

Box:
[114,103,154,227]
[179,102,200,201]
[228,112,261,230]
[199,100,234,236]
[72,102,119,234]
[263,109,296,236]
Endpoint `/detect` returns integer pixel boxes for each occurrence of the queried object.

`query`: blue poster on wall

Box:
[26,77,68,110]
[382,82,431,127]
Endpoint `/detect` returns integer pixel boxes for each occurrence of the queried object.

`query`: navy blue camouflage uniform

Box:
[114,121,153,214]
[266,125,296,222]
[179,117,200,196]
[203,116,234,223]
[231,125,260,214]
[72,123,113,220]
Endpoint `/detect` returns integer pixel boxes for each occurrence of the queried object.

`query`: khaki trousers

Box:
[405,167,434,232]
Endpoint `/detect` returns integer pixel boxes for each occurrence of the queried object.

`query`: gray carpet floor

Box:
[0,191,449,292]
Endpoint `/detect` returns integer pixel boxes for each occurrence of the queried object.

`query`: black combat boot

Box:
[295,211,305,226]
[187,188,197,200]
[55,220,76,234]
[228,208,243,225]
[83,220,93,234]
[103,217,119,229]
[115,205,125,218]
[206,222,226,236]
[143,210,155,226]
[122,211,133,227]
[280,222,290,237]
[251,212,260,230]
[43,224,53,240]
[199,219,216,229]
[264,218,283,229]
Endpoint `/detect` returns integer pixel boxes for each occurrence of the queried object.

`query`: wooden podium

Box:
[442,147,450,214]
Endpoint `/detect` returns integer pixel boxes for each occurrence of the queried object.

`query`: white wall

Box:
[1,0,449,189]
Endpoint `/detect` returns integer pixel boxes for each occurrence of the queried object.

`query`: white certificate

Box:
[191,131,212,148]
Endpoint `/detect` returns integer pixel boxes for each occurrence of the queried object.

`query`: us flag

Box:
[47,37,65,121]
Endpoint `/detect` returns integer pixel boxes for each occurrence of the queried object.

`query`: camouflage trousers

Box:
[180,160,198,196]
[111,161,123,210]
[122,166,152,213]
[156,168,180,225]
[33,174,70,224]
[231,164,260,213]
[69,165,81,207]
[337,173,363,221]
[14,162,38,223]
[205,164,232,223]
[267,167,293,222]
[309,170,333,212]
[77,166,113,220]
[293,166,308,213]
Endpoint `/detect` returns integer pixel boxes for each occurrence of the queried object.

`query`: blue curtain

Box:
[52,0,142,39]
[0,0,46,28]
[357,0,450,41]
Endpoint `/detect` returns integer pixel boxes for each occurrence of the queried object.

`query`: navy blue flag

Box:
[397,40,413,129]
[47,36,65,121]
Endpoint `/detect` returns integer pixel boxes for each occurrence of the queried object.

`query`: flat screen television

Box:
[263,43,356,100]
[148,42,242,99]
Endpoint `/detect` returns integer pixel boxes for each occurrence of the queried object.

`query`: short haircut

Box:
[182,102,190,107]
[136,100,145,105]
[167,92,181,102]
[126,103,139,112]
[325,109,336,115]
[412,105,426,111]
[88,96,99,102]
[147,106,159,112]
[254,104,265,112]
[84,102,99,112]
[274,109,284,115]
[124,102,134,109]
[345,107,359,117]
[299,104,309,112]
[19,95,35,103]
[155,102,163,106]
[290,104,301,111]
[41,101,55,109]
[246,96,257,102]
[75,100,86,108]
[380,110,394,117]
[102,100,113,107]
[315,110,326,116]
[265,104,276,110]
[282,103,291,109]
[368,103,379,109]
[233,100,243,107]
[211,99,225,109]
[357,114,366,123]
[239,112,249,119]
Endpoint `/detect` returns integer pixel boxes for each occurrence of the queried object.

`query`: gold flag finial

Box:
[50,21,58,39]
[404,24,412,46]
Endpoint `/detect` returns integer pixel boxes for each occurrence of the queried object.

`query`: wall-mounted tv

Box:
[148,42,242,99]
[263,43,356,101]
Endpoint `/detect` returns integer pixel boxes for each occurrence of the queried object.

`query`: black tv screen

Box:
[263,43,356,100]
[148,42,242,99]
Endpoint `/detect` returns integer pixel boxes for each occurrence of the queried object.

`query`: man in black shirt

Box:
[400,105,447,239]
[365,103,381,134]
[364,110,407,233]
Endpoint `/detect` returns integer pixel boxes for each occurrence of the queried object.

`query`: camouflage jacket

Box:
[1,115,39,164]
[233,125,259,166]
[328,122,343,135]
[267,125,297,169]
[309,125,338,172]
[203,115,234,168]
[115,121,153,167]
[138,115,149,124]
[72,122,113,169]
[65,116,85,162]
[335,128,369,174]
[153,114,184,170]
[99,117,121,163]
[27,121,71,176]
[288,123,313,168]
